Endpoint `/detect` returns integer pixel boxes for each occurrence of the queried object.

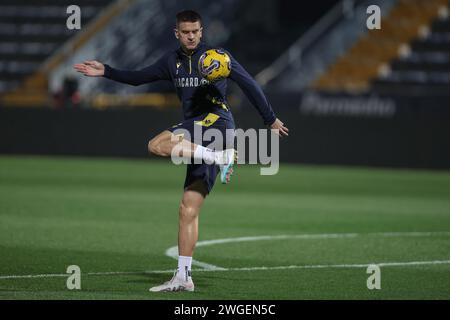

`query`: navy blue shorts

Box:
[167,112,235,194]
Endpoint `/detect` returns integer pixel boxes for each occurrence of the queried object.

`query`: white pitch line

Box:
[165,231,450,270]
[2,231,450,280]
[165,233,361,270]
[1,260,450,280]
[0,273,69,279]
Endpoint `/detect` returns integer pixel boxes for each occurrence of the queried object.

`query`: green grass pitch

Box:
[0,155,450,299]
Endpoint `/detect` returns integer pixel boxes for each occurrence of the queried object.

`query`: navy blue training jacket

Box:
[103,42,277,126]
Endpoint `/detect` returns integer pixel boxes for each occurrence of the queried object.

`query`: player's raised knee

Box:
[148,139,162,156]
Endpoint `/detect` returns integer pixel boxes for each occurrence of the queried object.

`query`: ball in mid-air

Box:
[198,49,231,82]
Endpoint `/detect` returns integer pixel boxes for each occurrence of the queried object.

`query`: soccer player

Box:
[74,10,288,292]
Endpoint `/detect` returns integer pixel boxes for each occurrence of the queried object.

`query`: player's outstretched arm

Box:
[73,60,105,77]
[74,54,170,86]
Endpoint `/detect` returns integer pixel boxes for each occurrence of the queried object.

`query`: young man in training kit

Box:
[74,10,288,292]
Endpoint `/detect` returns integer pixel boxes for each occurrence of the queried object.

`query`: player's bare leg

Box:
[148,130,236,183]
[178,180,207,257]
[148,130,196,158]
[149,180,206,292]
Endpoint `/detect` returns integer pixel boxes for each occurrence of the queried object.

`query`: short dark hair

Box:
[176,10,202,26]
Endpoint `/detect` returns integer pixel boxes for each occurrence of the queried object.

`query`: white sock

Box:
[177,255,192,281]
[193,146,223,164]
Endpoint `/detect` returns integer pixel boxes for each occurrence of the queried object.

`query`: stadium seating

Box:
[226,1,348,78]
[0,0,113,95]
[372,6,450,95]
[260,0,396,92]
[312,0,450,93]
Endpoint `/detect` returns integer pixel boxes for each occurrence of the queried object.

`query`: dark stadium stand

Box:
[373,8,450,95]
[0,0,114,94]
[225,0,340,75]
[311,0,449,93]
[0,0,113,110]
